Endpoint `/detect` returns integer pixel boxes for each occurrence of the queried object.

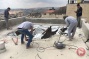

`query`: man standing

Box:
[4,7,11,30]
[63,16,78,41]
[75,3,82,28]
[17,21,34,49]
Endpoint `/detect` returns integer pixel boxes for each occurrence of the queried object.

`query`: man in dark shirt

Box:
[4,7,11,30]
[75,3,82,28]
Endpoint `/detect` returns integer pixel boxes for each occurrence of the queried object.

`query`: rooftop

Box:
[0,23,89,59]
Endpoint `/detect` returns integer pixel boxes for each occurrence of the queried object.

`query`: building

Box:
[43,9,55,15]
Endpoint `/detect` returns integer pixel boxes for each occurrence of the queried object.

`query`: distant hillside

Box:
[0,9,4,14]
[0,6,66,15]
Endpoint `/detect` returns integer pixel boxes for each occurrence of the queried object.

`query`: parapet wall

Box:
[82,19,89,41]
[0,17,65,30]
[26,18,65,24]
[0,17,26,30]
[0,17,89,42]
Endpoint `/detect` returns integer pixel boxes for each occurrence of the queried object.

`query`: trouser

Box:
[5,18,9,29]
[18,29,33,47]
[77,16,82,28]
[68,22,78,39]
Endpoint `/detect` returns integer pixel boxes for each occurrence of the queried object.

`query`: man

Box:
[63,16,78,41]
[4,7,11,30]
[17,21,34,49]
[75,3,82,28]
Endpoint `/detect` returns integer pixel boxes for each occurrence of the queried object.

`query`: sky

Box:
[0,0,68,9]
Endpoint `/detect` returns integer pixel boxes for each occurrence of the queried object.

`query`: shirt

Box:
[18,21,33,29]
[76,7,82,17]
[4,9,9,18]
[65,16,77,27]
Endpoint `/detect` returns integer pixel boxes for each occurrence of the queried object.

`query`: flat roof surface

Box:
[0,23,89,59]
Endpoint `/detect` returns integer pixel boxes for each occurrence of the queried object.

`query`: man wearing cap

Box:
[4,7,11,30]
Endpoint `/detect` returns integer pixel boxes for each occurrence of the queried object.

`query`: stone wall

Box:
[66,4,89,22]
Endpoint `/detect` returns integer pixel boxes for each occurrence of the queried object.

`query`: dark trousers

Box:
[5,17,9,29]
[77,16,82,28]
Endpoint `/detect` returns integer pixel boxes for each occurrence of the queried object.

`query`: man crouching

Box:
[17,21,34,49]
[63,16,78,41]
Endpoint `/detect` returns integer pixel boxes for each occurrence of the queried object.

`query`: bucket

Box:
[0,41,6,54]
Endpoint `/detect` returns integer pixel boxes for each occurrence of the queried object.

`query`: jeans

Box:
[18,29,33,47]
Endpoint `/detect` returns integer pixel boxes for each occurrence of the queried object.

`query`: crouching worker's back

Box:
[17,21,34,49]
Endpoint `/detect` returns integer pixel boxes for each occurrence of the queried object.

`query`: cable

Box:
[31,42,54,53]
[35,53,42,59]
[66,44,78,48]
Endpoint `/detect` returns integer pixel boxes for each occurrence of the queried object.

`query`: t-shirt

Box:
[76,7,82,17]
[18,21,33,29]
[4,9,9,18]
[65,16,77,26]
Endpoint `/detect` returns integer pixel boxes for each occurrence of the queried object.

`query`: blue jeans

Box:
[18,29,33,47]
